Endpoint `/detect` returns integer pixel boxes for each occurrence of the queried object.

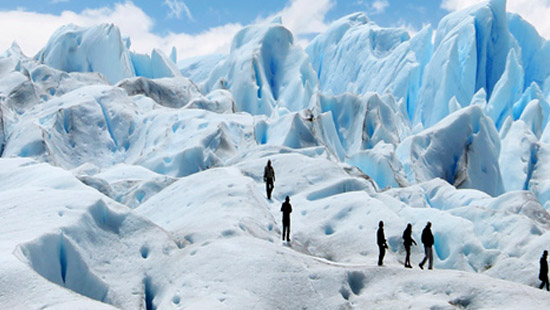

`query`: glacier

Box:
[2,0,550,308]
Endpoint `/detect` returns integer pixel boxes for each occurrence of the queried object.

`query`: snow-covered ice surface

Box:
[3,0,550,308]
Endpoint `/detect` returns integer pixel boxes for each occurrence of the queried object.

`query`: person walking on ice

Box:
[419,222,434,270]
[402,223,417,268]
[263,160,275,200]
[377,220,388,266]
[540,250,549,291]
[281,196,292,242]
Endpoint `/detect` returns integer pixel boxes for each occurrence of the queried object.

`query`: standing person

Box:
[377,221,388,266]
[281,196,292,242]
[419,222,434,270]
[264,160,275,200]
[402,223,417,268]
[540,250,549,291]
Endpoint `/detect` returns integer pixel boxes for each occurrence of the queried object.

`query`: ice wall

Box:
[414,0,511,127]
[36,24,182,84]
[131,49,182,79]
[313,92,410,156]
[397,105,504,196]
[306,13,432,120]
[205,20,318,115]
[507,13,550,90]
[178,54,227,85]
[36,24,135,84]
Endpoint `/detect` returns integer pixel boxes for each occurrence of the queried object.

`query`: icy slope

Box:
[0,158,173,309]
[3,85,137,169]
[3,153,550,309]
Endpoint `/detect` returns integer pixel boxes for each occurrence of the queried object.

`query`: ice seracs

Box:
[396,105,504,196]
[36,23,183,84]
[205,19,318,115]
[36,24,135,84]
[414,0,511,127]
[131,48,182,79]
[485,49,524,130]
[306,13,432,120]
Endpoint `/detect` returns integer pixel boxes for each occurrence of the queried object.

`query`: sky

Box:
[0,0,549,61]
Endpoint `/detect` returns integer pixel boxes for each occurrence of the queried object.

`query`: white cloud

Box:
[355,0,389,16]
[394,20,422,37]
[159,23,244,60]
[440,0,481,11]
[441,0,550,39]
[164,0,193,21]
[371,0,389,14]
[0,2,240,60]
[0,0,335,61]
[0,2,153,56]
[260,0,335,36]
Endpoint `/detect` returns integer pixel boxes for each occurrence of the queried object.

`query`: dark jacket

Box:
[377,227,387,247]
[540,256,549,280]
[264,165,275,182]
[421,227,434,247]
[281,201,292,222]
[403,227,416,247]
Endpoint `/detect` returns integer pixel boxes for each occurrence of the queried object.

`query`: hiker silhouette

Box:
[264,160,275,200]
[540,250,549,291]
[377,220,388,266]
[402,223,417,268]
[419,222,434,270]
[281,196,292,242]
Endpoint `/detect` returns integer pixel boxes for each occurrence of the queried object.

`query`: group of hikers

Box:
[377,220,434,270]
[263,160,550,289]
